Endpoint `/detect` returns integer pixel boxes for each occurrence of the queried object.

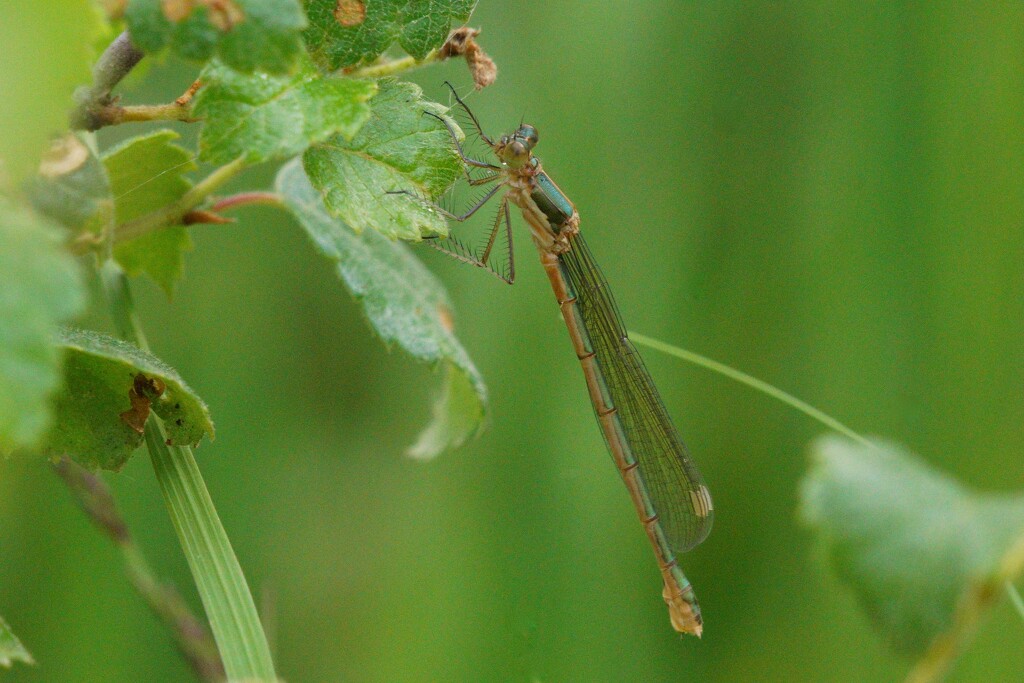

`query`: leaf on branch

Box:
[42,328,215,472]
[800,436,1024,677]
[27,133,114,236]
[193,58,377,165]
[276,159,486,458]
[0,198,86,455]
[304,0,477,71]
[302,79,462,241]
[0,614,33,669]
[103,129,196,297]
[124,0,306,73]
[406,360,484,459]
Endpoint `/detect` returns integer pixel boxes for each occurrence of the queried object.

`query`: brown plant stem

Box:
[71,31,145,131]
[53,457,225,682]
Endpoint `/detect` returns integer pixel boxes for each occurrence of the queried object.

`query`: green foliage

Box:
[304,0,477,70]
[0,1,98,186]
[193,59,377,164]
[42,328,214,472]
[303,80,462,241]
[406,361,484,459]
[27,133,113,235]
[0,198,86,454]
[0,614,33,669]
[124,0,306,74]
[103,130,196,296]
[801,437,1024,658]
[277,159,485,458]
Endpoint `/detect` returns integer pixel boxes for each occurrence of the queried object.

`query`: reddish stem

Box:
[209,192,285,212]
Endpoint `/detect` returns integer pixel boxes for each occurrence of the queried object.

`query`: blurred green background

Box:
[3,1,1024,681]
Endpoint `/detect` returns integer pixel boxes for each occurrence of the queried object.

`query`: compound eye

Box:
[520,126,538,149]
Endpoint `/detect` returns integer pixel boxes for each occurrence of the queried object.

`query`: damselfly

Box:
[411,85,713,636]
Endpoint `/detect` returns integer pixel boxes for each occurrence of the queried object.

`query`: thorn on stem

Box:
[183,209,235,225]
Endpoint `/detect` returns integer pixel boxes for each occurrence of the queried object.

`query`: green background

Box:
[3,1,1024,681]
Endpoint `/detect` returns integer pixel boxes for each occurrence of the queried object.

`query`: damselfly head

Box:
[496,124,539,168]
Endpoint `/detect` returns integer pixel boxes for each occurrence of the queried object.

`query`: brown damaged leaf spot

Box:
[161,0,245,31]
[161,0,193,22]
[100,0,128,20]
[439,27,497,90]
[436,304,455,334]
[118,373,166,434]
[334,0,366,27]
[206,0,245,31]
[38,134,89,178]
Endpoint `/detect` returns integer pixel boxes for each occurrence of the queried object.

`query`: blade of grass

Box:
[1006,581,1024,622]
[629,332,873,449]
[102,261,276,681]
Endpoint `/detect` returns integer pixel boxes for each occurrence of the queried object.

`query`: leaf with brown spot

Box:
[38,134,90,179]
[334,0,365,27]
[304,0,476,70]
[41,329,214,471]
[118,390,148,433]
[161,0,194,22]
[119,373,168,434]
[205,0,245,31]
[27,132,114,236]
[125,0,305,73]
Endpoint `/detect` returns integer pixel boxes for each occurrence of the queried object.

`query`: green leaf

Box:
[800,436,1024,661]
[42,328,215,472]
[302,80,461,241]
[277,159,485,457]
[193,59,377,165]
[103,130,195,223]
[304,0,476,71]
[0,198,86,454]
[0,614,33,669]
[114,227,193,296]
[27,133,113,235]
[406,360,484,460]
[0,1,99,186]
[124,0,306,74]
[103,130,196,296]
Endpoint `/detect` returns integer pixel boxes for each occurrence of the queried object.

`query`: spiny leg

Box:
[500,198,515,283]
[427,195,515,285]
[424,110,498,172]
[442,80,494,146]
[480,196,515,283]
[468,171,502,187]
[388,182,502,223]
